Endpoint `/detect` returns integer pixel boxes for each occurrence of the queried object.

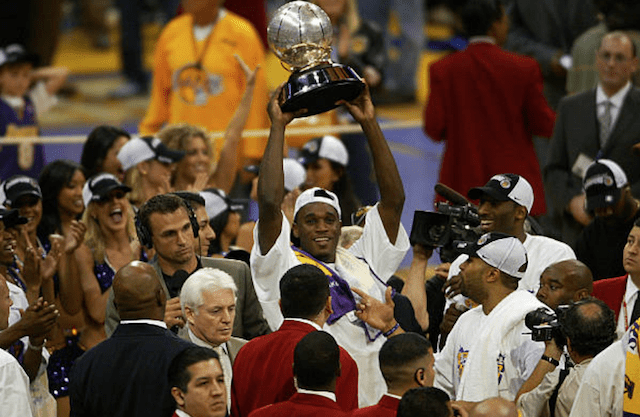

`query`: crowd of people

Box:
[1,0,640,416]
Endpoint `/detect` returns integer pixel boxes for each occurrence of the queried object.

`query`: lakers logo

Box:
[172,64,223,106]
[457,347,469,378]
[497,353,506,384]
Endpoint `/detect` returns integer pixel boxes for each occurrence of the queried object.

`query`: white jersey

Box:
[0,348,33,416]
[446,234,575,310]
[434,290,545,401]
[250,204,410,407]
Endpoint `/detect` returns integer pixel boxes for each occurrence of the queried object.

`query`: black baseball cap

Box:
[467,174,534,214]
[0,176,42,207]
[0,44,39,68]
[82,173,132,207]
[583,159,628,211]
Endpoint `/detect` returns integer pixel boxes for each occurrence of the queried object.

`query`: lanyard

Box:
[190,22,216,69]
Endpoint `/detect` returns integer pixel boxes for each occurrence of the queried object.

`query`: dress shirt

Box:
[617,276,639,338]
[174,410,190,417]
[119,319,168,328]
[596,81,632,136]
[187,328,232,410]
[297,388,337,402]
[468,36,496,44]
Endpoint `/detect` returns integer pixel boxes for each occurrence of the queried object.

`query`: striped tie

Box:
[599,100,613,148]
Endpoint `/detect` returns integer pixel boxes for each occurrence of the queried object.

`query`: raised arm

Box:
[342,84,405,243]
[209,55,261,193]
[256,86,298,254]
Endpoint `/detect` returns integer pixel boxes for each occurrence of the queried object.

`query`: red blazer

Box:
[592,274,627,320]
[231,320,358,417]
[424,42,555,216]
[248,393,349,417]
[350,394,400,417]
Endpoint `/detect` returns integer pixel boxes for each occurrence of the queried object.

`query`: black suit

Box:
[104,256,270,339]
[69,323,194,417]
[545,86,640,245]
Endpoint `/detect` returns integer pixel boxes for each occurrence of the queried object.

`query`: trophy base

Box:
[280,63,365,116]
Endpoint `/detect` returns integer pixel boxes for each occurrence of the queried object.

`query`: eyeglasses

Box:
[597,51,632,64]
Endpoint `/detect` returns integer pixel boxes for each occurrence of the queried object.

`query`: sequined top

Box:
[94,250,149,293]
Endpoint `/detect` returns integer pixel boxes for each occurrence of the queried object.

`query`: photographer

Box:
[515,298,616,417]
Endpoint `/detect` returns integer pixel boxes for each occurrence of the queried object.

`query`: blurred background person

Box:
[80,125,131,182]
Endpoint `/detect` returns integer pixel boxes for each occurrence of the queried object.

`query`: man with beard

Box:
[434,233,546,401]
[438,174,574,347]
[574,159,640,281]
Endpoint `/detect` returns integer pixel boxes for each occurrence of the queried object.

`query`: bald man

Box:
[470,397,518,417]
[69,261,194,417]
[536,260,593,310]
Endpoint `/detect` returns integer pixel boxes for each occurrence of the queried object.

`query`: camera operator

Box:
[438,174,575,347]
[515,298,616,417]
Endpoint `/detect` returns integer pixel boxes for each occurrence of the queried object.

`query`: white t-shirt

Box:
[250,204,410,407]
[446,234,576,310]
[0,348,33,416]
[434,291,545,401]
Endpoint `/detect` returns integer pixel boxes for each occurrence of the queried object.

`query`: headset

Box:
[135,200,199,249]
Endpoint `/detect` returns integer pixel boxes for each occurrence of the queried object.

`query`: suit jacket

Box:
[592,274,627,320]
[351,394,400,417]
[69,323,194,417]
[424,42,555,215]
[544,87,640,244]
[247,393,349,417]
[104,256,270,340]
[230,320,359,417]
[505,0,598,106]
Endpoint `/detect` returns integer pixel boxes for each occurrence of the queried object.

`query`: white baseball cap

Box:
[117,136,185,171]
[298,135,349,167]
[454,232,528,279]
[293,187,341,220]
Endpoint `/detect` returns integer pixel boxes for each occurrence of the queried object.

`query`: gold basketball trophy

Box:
[268,1,365,116]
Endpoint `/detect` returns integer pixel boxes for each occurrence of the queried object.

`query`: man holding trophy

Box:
[250,3,411,408]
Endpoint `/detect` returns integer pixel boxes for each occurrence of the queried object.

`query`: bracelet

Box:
[540,354,559,367]
[28,339,45,351]
[383,322,400,338]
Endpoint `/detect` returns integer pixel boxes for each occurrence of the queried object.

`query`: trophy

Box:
[267,1,365,116]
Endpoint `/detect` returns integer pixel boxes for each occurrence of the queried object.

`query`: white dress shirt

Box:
[616,276,639,338]
[596,81,632,137]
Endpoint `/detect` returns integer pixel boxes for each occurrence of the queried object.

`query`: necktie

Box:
[214,345,233,411]
[630,293,640,325]
[599,100,613,148]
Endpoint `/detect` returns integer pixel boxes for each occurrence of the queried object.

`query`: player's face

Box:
[478,196,519,235]
[293,202,341,263]
[597,36,638,94]
[536,267,575,310]
[0,63,32,97]
[149,208,196,266]
[186,289,235,347]
[57,170,86,218]
[102,136,128,182]
[623,226,640,276]
[459,256,489,303]
[173,359,227,417]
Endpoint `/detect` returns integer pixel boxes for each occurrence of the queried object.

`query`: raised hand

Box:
[234,53,260,87]
[267,83,307,127]
[338,82,375,124]
[17,298,59,340]
[64,220,87,254]
[41,235,63,282]
[353,286,398,334]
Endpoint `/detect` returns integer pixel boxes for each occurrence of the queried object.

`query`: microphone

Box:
[434,183,471,206]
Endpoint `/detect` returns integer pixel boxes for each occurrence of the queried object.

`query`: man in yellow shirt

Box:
[140,0,269,162]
